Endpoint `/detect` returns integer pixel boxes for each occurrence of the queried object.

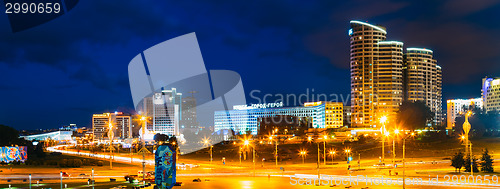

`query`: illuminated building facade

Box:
[403,48,443,125]
[446,98,482,129]
[214,102,341,135]
[482,77,500,113]
[139,88,182,136]
[304,101,343,128]
[349,20,403,127]
[92,112,132,140]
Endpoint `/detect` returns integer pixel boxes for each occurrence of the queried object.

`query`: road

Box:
[12,145,493,189]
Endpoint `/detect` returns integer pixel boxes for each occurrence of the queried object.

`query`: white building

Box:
[446,98,482,129]
[139,88,181,136]
[482,77,500,113]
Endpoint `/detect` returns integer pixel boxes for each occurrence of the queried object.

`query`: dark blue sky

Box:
[1,0,500,130]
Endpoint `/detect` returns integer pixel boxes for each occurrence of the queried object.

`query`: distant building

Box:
[482,77,500,113]
[403,48,443,125]
[92,112,132,140]
[181,96,199,132]
[214,101,343,135]
[20,130,73,141]
[349,20,443,127]
[349,21,403,128]
[304,101,343,128]
[446,98,483,129]
[138,88,182,136]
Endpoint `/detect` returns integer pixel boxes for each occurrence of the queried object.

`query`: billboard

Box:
[0,146,28,163]
[155,144,176,189]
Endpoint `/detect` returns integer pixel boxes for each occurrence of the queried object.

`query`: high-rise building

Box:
[403,48,443,125]
[349,20,403,127]
[482,77,500,113]
[446,98,482,129]
[92,112,132,140]
[181,96,199,132]
[138,88,182,136]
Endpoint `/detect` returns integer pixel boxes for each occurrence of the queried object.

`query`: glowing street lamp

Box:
[299,150,307,164]
[243,139,256,176]
[108,123,114,169]
[380,116,388,163]
[402,132,415,189]
[203,138,212,164]
[328,150,336,165]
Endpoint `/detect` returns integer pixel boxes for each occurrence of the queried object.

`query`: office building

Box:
[349,20,403,127]
[181,95,199,132]
[403,48,443,125]
[482,77,500,113]
[92,112,132,140]
[304,101,343,128]
[138,88,182,136]
[214,101,343,135]
[446,98,483,129]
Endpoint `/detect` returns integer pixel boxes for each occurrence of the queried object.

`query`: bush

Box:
[73,159,82,167]
[60,159,68,167]
[97,161,104,166]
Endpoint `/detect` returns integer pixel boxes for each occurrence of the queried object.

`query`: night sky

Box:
[1,0,500,130]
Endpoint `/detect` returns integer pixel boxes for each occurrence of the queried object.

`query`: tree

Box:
[464,154,479,173]
[480,148,494,173]
[397,101,434,130]
[0,125,23,146]
[451,151,465,173]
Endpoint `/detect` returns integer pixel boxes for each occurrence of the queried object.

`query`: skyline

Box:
[1,0,500,130]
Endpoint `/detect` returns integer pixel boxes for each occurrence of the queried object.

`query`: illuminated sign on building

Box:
[233,102,284,110]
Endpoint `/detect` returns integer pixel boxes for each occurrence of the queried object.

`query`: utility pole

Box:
[323,136,326,166]
[317,142,320,178]
[275,140,278,168]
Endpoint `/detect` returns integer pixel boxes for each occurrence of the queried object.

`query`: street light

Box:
[328,150,336,165]
[402,132,415,189]
[269,136,278,168]
[299,150,307,164]
[108,123,114,169]
[380,116,388,163]
[243,140,256,176]
[203,138,212,164]
[323,135,327,166]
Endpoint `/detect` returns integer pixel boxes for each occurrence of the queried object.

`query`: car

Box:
[79,173,87,177]
[61,172,70,177]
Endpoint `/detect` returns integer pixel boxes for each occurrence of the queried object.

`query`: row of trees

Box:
[451,149,494,173]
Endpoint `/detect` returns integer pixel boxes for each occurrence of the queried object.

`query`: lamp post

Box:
[323,135,327,166]
[329,150,336,165]
[108,123,114,169]
[141,116,147,181]
[380,116,387,163]
[60,171,63,189]
[393,129,400,166]
[92,168,94,189]
[203,139,212,164]
[345,148,352,173]
[402,132,415,189]
[243,140,255,176]
[317,141,320,177]
[300,150,307,164]
[462,111,473,176]
[29,174,31,189]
